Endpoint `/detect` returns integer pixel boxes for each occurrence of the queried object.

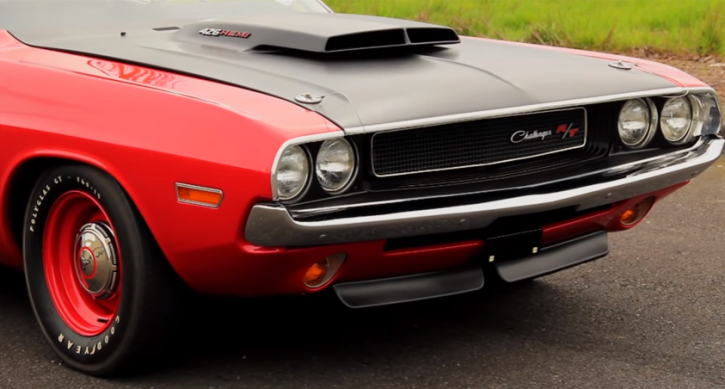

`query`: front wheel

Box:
[23,164,182,376]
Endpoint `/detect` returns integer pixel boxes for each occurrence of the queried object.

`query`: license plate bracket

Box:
[483,228,543,263]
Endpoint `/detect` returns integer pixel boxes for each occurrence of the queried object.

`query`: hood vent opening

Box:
[179,14,461,55]
[406,27,460,45]
[153,26,180,32]
[325,29,407,52]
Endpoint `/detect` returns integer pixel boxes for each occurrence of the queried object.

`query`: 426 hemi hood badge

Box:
[198,28,251,39]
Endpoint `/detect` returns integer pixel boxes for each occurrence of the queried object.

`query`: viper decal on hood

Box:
[4,10,678,131]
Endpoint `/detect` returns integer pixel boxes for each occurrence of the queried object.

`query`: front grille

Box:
[371,108,588,177]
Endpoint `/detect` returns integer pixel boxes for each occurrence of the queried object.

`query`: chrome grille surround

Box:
[370,107,588,178]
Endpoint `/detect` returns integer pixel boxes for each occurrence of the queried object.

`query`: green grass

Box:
[324,0,725,58]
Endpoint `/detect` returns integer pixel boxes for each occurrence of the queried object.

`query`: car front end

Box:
[2,1,724,376]
[5,4,722,305]
[242,86,723,307]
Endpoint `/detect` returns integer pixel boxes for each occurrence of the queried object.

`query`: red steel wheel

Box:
[42,191,123,337]
[23,164,184,377]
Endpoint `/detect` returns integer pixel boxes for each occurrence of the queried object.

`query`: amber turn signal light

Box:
[304,261,327,286]
[303,253,347,289]
[176,183,223,208]
[620,196,655,226]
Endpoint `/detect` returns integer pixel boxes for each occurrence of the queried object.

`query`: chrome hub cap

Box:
[74,222,119,299]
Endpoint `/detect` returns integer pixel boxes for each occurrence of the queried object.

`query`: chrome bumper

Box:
[245,138,724,247]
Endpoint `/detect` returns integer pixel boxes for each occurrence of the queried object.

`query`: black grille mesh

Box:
[371,108,587,177]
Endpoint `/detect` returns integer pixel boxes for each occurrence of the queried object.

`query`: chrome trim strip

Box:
[246,137,724,247]
[175,182,224,208]
[344,87,687,134]
[369,107,588,178]
[313,0,335,13]
[688,94,705,138]
[646,97,660,146]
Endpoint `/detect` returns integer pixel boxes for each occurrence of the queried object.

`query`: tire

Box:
[22,163,183,377]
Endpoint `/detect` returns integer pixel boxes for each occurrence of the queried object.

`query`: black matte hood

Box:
[6,11,678,131]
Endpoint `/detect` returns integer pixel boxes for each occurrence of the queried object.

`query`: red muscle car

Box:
[0,0,722,377]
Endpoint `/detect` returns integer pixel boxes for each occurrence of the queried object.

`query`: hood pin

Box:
[295,92,324,104]
[608,60,634,70]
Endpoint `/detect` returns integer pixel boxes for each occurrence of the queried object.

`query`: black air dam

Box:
[333,266,485,309]
[496,230,610,282]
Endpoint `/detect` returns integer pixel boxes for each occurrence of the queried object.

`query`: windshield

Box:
[0,0,333,31]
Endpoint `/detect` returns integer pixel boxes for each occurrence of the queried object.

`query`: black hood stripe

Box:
[7,13,679,131]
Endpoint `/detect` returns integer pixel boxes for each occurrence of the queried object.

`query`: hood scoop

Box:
[175,13,460,54]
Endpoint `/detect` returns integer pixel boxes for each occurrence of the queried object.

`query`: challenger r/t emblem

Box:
[198,28,251,39]
[555,123,580,139]
[510,123,579,144]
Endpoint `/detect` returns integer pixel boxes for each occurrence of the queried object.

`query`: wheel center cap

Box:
[74,222,119,299]
[79,248,96,277]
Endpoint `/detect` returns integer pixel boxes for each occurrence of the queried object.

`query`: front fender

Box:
[0,36,337,278]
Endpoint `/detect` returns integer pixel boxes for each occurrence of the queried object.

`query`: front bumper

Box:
[245,137,724,247]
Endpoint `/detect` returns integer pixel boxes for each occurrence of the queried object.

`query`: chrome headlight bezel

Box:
[315,137,358,194]
[617,98,658,149]
[686,91,723,138]
[272,144,311,201]
[659,96,694,145]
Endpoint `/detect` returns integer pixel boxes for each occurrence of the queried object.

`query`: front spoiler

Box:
[333,230,609,308]
[333,264,485,309]
[495,230,609,282]
[245,137,724,247]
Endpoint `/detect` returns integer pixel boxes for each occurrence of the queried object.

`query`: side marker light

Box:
[176,183,223,208]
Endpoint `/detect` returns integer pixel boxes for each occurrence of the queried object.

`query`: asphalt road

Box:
[2,157,724,389]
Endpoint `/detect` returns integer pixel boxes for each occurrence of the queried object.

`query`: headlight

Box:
[660,96,693,144]
[315,138,356,193]
[618,98,656,148]
[688,92,722,137]
[274,145,309,200]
